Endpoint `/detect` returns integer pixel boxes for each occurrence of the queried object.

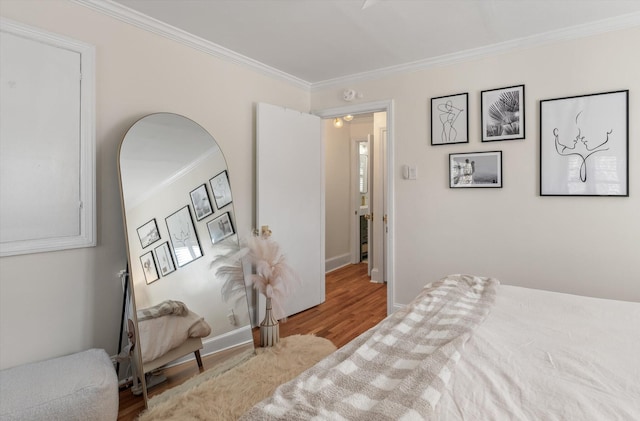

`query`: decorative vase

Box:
[260,297,280,347]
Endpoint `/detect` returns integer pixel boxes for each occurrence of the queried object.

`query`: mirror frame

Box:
[117,113,254,405]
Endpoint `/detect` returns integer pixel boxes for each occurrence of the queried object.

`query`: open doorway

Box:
[316,99,394,315]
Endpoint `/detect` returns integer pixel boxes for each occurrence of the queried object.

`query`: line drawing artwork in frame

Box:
[209,170,233,209]
[206,212,235,245]
[165,205,203,268]
[140,251,159,284]
[540,90,628,196]
[154,242,176,276]
[190,183,213,221]
[431,92,469,145]
[136,218,160,248]
[450,151,502,188]
[481,84,525,142]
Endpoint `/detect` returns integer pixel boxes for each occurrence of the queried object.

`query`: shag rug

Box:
[137,335,336,420]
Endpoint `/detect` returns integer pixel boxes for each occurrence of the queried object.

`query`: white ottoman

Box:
[0,348,118,421]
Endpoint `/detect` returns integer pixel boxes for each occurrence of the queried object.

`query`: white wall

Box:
[324,119,351,268]
[312,27,640,304]
[0,0,309,369]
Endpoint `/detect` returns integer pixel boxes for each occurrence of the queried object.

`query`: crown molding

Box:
[311,11,640,90]
[73,1,639,92]
[73,0,311,90]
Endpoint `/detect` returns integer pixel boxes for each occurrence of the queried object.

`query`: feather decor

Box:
[211,234,299,321]
[246,235,299,321]
[211,243,250,305]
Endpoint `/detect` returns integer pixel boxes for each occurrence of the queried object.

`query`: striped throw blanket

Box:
[241,274,499,420]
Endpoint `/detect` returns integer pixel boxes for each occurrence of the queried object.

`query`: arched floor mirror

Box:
[118,113,254,406]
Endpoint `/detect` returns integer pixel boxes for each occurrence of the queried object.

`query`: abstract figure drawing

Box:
[553,111,611,182]
[438,100,464,143]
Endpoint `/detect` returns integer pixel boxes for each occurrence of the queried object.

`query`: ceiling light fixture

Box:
[343,114,354,122]
[333,118,344,128]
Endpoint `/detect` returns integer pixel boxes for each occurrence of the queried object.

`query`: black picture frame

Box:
[449,151,502,188]
[431,92,469,145]
[209,170,233,209]
[140,251,159,284]
[481,84,525,142]
[206,212,235,244]
[540,90,629,196]
[154,242,176,276]
[189,183,214,221]
[136,218,160,248]
[165,206,203,267]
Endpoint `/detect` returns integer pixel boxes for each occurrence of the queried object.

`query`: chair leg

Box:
[194,350,203,369]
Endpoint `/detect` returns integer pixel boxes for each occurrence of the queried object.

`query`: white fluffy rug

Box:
[137,335,336,420]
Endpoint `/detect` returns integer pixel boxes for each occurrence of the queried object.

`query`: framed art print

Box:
[154,242,176,276]
[210,170,233,209]
[540,90,628,196]
[165,206,203,267]
[431,93,468,145]
[206,212,235,244]
[190,184,213,221]
[481,85,525,142]
[450,151,502,188]
[140,251,159,284]
[137,218,160,248]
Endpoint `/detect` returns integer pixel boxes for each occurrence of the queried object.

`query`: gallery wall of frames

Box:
[430,86,628,197]
[134,169,235,286]
[124,147,238,311]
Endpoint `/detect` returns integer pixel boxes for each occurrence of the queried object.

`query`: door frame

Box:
[314,100,395,316]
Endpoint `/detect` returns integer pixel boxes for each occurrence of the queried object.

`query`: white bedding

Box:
[242,275,498,420]
[434,285,640,420]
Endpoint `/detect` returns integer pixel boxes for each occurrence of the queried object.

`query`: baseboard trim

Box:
[393,303,404,312]
[325,253,351,273]
[162,325,254,368]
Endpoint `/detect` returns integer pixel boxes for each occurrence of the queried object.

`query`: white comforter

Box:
[434,285,640,420]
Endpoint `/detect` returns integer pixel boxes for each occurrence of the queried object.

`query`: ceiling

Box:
[109,0,640,86]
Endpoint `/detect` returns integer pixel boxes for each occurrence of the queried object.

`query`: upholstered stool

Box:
[0,348,118,421]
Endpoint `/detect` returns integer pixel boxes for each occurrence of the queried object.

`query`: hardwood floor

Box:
[117,262,385,420]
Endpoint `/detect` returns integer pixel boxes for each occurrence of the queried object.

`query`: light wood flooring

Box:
[117,262,386,420]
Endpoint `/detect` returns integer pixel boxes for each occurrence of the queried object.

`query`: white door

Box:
[256,103,325,320]
[370,114,386,283]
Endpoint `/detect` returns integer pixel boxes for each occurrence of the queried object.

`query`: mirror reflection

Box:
[118,113,254,405]
[359,141,369,194]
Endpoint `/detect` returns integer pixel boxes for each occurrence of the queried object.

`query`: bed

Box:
[241,274,640,420]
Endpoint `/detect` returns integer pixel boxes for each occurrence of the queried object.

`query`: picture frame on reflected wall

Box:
[137,218,160,248]
[540,90,628,196]
[190,184,213,221]
[210,170,233,209]
[165,206,203,267]
[140,251,159,284]
[206,212,235,244]
[154,242,176,276]
[450,151,502,188]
